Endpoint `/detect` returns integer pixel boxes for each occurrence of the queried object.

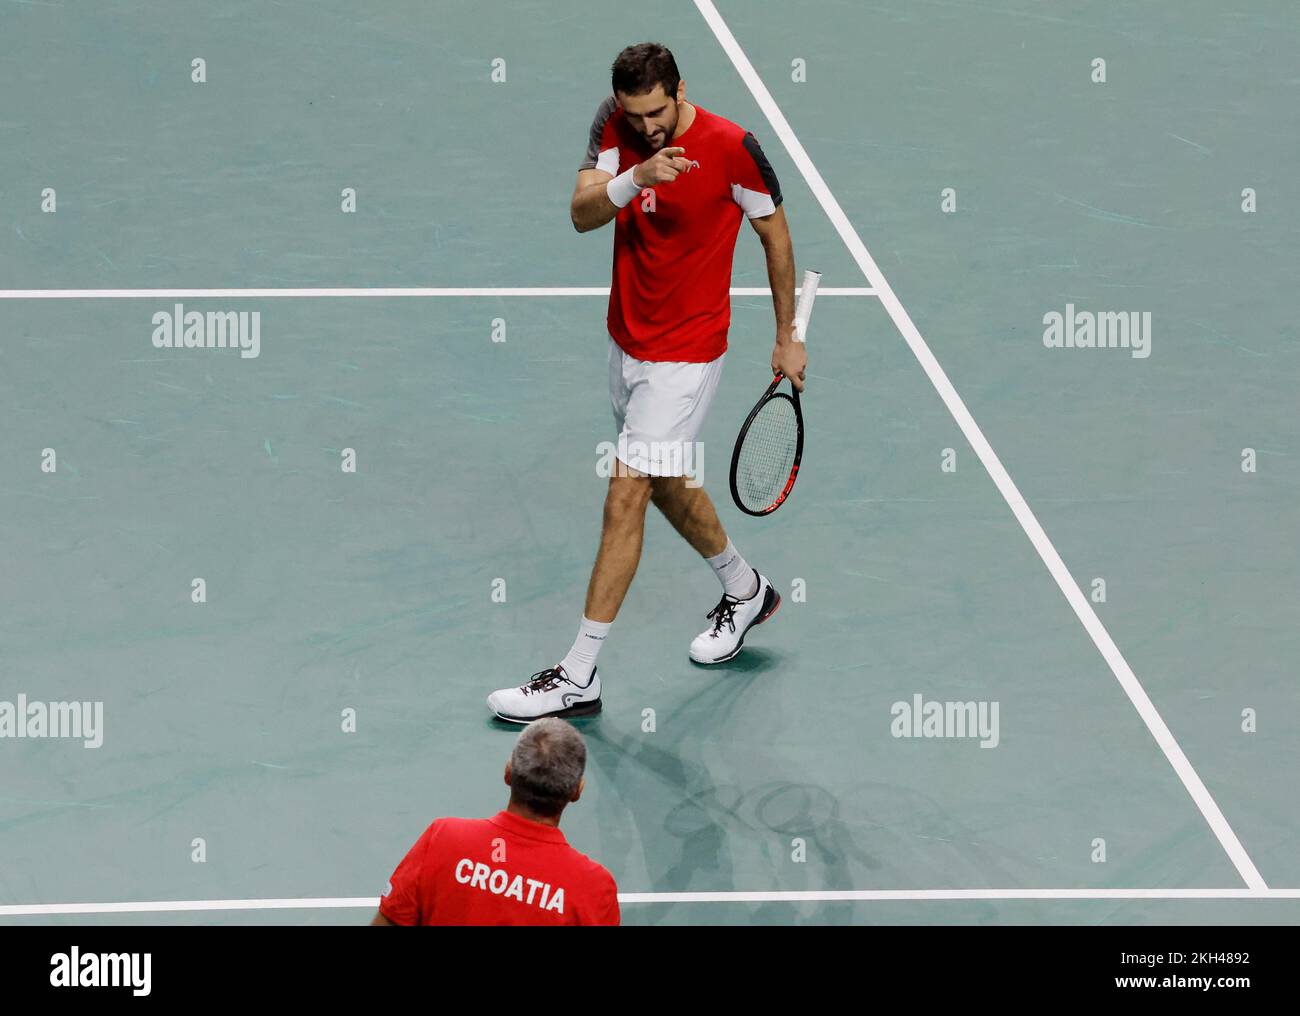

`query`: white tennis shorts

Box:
[608,335,725,478]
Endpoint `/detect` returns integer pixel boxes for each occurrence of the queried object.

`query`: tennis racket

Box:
[729,269,821,516]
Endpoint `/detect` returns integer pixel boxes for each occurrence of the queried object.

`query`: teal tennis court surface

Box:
[2,0,1297,925]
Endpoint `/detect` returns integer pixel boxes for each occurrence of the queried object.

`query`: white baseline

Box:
[0,286,873,300]
[2,888,1299,916]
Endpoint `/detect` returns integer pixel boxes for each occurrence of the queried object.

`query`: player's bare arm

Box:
[570,168,615,233]
[750,205,806,390]
[570,146,694,233]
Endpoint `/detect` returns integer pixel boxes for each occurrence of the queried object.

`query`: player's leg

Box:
[648,475,727,562]
[486,467,651,724]
[584,467,654,623]
[546,467,652,695]
[486,339,651,723]
[632,347,779,664]
[650,476,780,664]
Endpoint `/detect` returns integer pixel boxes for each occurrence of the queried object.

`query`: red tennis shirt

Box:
[378,810,620,926]
[580,96,783,363]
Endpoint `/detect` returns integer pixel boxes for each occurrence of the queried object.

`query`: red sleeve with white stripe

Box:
[579,94,620,176]
[730,130,783,218]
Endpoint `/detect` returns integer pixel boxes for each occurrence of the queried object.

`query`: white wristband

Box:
[606,166,641,208]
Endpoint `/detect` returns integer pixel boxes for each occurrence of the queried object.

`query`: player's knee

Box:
[605,474,651,519]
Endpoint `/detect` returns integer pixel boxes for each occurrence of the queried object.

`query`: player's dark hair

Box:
[611,42,681,101]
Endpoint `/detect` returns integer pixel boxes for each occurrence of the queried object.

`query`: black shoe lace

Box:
[706,596,741,635]
[521,667,571,696]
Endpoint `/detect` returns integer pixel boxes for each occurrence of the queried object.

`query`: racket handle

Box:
[794,269,822,343]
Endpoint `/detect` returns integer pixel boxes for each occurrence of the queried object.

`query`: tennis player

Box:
[488,42,807,722]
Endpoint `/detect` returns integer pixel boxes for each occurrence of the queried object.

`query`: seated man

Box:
[372,718,619,926]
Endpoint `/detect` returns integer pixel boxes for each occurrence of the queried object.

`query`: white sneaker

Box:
[487,665,602,723]
[689,571,781,664]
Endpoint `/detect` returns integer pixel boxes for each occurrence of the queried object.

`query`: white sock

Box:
[706,538,758,599]
[559,615,610,685]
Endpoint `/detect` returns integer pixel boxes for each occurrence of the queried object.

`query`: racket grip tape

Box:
[793,269,822,343]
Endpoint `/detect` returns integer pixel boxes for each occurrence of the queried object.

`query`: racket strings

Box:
[735,396,798,510]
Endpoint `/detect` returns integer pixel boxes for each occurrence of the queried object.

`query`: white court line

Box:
[622,888,1300,904]
[3,888,1299,916]
[0,286,875,299]
[693,0,1268,892]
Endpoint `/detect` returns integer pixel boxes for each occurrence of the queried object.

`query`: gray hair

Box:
[509,718,587,815]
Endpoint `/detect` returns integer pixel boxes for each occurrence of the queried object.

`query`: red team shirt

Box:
[580,95,783,363]
[379,810,620,926]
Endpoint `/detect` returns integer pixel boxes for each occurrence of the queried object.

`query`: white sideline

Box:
[692,0,1267,891]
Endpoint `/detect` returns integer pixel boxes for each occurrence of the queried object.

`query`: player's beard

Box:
[645,108,679,149]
